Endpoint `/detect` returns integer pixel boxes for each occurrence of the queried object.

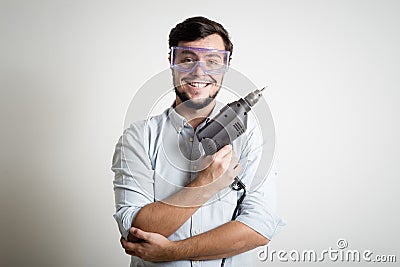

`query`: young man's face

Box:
[171,33,227,109]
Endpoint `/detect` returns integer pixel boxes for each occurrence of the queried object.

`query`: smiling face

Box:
[171,34,227,109]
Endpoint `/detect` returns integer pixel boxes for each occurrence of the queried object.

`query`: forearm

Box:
[129,145,238,240]
[131,177,216,238]
[173,221,269,260]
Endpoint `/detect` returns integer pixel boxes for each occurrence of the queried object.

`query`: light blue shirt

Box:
[112,104,285,267]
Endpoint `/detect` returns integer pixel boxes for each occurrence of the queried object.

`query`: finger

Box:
[125,249,137,257]
[129,227,150,241]
[220,148,233,163]
[121,237,141,254]
[216,144,232,157]
[120,237,130,249]
[199,154,213,169]
[222,150,234,164]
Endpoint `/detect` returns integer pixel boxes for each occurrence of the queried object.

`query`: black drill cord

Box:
[220,183,246,267]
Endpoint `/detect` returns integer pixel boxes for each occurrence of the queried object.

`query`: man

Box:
[112,16,284,266]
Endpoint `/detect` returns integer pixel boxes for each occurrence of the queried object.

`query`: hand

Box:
[196,144,240,191]
[121,227,178,262]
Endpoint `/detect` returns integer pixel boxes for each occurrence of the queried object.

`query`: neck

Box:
[175,99,215,130]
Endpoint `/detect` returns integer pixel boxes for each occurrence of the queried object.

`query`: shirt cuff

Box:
[113,206,142,240]
[236,209,286,241]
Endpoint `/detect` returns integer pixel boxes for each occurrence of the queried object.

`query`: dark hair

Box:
[169,16,233,59]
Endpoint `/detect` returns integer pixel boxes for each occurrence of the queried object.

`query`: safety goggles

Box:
[170,46,230,75]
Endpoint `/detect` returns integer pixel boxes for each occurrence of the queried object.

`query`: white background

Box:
[1,0,399,266]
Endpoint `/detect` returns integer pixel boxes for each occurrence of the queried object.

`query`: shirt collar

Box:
[168,101,224,133]
[168,107,188,133]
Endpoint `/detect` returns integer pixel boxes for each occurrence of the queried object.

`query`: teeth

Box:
[188,82,209,88]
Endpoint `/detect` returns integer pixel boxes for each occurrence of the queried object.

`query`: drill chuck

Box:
[244,87,265,107]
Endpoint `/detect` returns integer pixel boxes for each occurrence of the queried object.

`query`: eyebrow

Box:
[179,50,223,60]
[179,50,197,56]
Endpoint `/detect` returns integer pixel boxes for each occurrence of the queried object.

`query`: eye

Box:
[181,57,195,63]
[206,59,223,67]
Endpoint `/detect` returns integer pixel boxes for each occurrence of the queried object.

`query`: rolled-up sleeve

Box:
[235,118,286,240]
[112,122,155,240]
[235,167,286,240]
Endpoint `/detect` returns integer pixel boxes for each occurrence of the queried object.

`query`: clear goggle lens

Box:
[170,46,230,74]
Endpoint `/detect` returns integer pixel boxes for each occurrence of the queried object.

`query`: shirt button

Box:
[194,229,200,234]
[189,137,194,142]
[193,165,197,171]
[193,260,199,264]
[177,126,182,132]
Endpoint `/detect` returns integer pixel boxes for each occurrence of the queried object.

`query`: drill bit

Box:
[244,86,267,107]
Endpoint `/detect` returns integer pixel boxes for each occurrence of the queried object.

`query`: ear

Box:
[226,59,231,72]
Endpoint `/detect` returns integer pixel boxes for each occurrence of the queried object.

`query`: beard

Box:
[174,86,220,109]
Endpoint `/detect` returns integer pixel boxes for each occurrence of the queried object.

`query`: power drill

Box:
[196,87,266,189]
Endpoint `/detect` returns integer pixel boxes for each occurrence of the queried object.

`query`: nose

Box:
[191,61,207,76]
